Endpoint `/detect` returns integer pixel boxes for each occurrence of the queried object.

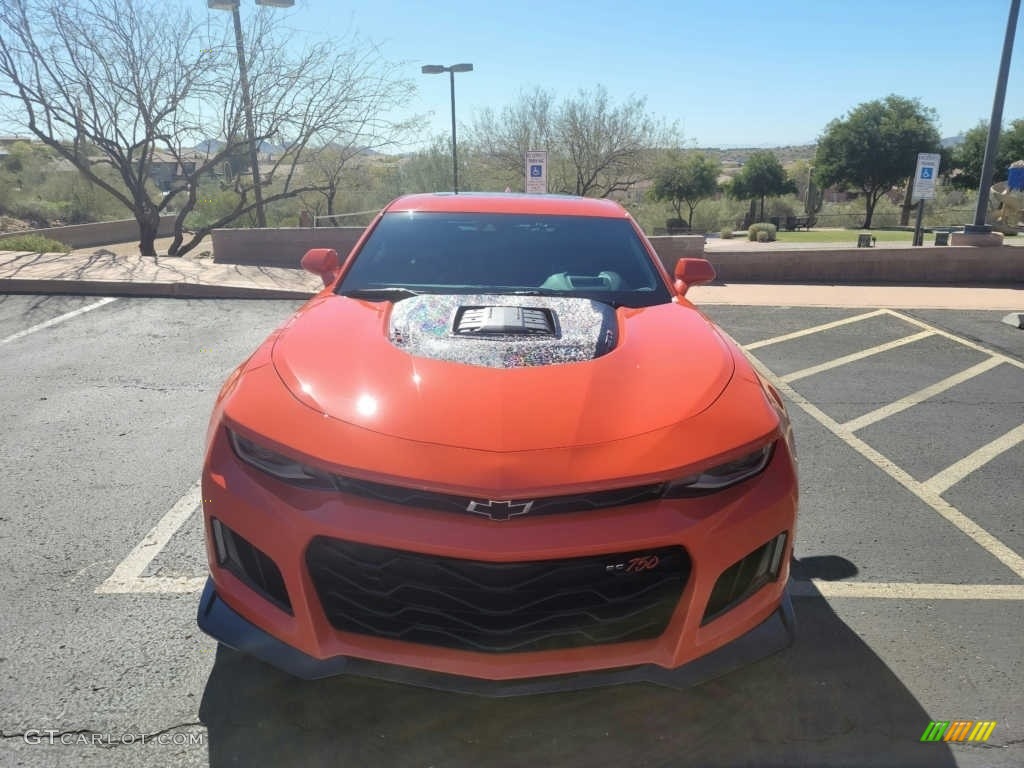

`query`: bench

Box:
[784,216,811,231]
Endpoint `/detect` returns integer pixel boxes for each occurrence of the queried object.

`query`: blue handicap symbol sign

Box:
[530,165,543,177]
[921,167,933,179]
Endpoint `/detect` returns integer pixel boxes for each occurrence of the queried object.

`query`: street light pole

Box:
[969,0,1020,232]
[228,4,265,227]
[422,63,473,193]
[449,68,459,194]
[209,0,294,227]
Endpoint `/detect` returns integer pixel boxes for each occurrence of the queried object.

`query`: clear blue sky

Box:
[272,0,1024,150]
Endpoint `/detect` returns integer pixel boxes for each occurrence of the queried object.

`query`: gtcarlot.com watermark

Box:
[24,729,205,747]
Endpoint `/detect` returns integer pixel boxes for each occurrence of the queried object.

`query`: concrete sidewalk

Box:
[0,244,1021,310]
[0,247,320,300]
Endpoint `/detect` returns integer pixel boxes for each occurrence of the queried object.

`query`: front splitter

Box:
[197,578,795,697]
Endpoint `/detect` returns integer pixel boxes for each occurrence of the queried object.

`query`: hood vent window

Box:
[455,306,555,337]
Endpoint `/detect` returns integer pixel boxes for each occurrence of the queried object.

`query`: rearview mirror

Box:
[301,248,340,286]
[673,258,716,296]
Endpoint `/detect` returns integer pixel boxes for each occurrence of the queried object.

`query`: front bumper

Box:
[198,415,799,683]
[198,577,795,695]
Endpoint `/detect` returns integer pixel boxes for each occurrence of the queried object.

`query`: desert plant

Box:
[0,233,71,252]
[748,222,777,242]
[720,227,735,239]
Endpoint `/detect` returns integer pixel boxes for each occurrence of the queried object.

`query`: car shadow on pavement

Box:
[198,581,958,768]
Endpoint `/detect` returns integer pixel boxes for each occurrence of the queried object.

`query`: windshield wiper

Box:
[505,288,631,308]
[338,287,421,302]
[502,288,565,296]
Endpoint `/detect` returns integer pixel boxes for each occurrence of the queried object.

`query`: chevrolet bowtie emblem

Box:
[465,499,535,521]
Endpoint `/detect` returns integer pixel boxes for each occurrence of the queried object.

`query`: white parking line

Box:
[96,483,206,594]
[743,354,1024,581]
[744,309,889,350]
[791,581,1024,600]
[923,423,1024,496]
[843,357,1005,432]
[887,309,1024,372]
[0,297,118,345]
[780,330,934,383]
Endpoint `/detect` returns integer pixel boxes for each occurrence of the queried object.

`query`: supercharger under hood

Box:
[388,294,617,368]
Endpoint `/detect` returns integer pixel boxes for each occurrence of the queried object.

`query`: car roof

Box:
[383,192,631,219]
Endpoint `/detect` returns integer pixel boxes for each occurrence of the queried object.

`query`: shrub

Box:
[8,199,65,227]
[690,197,748,232]
[0,233,72,253]
[765,196,799,219]
[720,227,735,239]
[748,222,777,242]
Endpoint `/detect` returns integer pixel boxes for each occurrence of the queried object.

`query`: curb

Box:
[0,278,314,300]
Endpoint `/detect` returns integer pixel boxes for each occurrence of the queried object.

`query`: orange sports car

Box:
[197,192,798,694]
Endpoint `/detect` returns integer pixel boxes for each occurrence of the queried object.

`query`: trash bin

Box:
[857,234,874,248]
[1008,164,1024,192]
[934,231,950,246]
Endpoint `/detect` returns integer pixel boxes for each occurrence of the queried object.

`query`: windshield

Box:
[336,211,673,308]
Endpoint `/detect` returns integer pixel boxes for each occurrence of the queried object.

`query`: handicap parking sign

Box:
[525,150,548,193]
[921,167,933,179]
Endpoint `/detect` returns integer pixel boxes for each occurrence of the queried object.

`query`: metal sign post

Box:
[911,153,941,246]
[525,150,547,194]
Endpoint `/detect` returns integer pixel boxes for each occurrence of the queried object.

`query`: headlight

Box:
[663,443,774,495]
[228,430,336,489]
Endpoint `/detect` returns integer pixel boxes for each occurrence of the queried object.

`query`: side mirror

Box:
[301,248,340,286]
[673,258,716,296]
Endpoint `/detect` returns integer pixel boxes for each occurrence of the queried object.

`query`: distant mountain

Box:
[694,144,818,165]
[941,134,965,149]
[193,139,224,154]
[192,138,287,155]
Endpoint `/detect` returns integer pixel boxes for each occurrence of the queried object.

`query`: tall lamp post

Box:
[967,0,1020,236]
[208,0,294,227]
[421,63,473,193]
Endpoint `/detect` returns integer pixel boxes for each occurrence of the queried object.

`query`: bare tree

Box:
[471,87,557,186]
[469,85,673,197]
[0,0,416,256]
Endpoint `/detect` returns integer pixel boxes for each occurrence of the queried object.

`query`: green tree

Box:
[950,118,1024,189]
[399,134,458,193]
[651,152,721,228]
[814,95,941,228]
[1005,119,1024,166]
[727,150,795,222]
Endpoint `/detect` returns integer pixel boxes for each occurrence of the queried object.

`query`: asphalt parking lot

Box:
[1,294,1021,768]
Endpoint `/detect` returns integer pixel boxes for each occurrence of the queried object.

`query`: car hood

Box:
[270,294,734,451]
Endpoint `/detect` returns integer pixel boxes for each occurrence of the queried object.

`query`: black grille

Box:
[212,518,292,614]
[454,305,555,336]
[330,475,665,519]
[306,539,689,653]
